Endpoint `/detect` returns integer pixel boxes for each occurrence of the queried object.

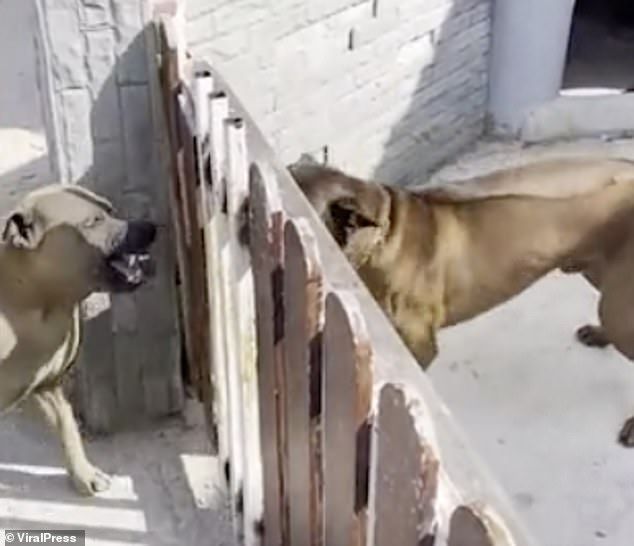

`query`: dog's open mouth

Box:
[106,252,155,289]
[104,220,157,291]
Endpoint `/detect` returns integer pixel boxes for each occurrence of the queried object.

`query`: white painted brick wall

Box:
[187,0,492,183]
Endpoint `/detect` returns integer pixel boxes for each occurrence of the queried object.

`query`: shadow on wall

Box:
[371,0,491,186]
[22,21,182,433]
[72,27,181,433]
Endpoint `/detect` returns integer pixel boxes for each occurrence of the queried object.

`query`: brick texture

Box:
[187,0,492,183]
[40,0,181,431]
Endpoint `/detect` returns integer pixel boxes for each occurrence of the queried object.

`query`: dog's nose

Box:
[125,220,157,250]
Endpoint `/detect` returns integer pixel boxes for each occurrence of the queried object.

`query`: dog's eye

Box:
[83,213,105,228]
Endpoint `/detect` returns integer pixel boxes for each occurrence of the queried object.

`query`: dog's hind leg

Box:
[26,386,111,495]
[575,265,612,348]
[592,249,634,446]
[576,324,611,348]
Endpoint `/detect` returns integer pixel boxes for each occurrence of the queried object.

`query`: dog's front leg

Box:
[28,386,111,495]
[387,296,439,370]
[393,318,438,370]
[618,418,634,447]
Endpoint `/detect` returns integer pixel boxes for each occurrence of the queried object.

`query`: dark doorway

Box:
[562,0,634,92]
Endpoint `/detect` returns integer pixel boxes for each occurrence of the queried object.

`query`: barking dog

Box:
[0,184,156,494]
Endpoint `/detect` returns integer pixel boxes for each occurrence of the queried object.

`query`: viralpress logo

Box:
[1,530,85,545]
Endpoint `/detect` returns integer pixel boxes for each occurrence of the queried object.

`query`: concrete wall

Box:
[186,0,492,185]
[0,1,58,204]
[36,0,182,431]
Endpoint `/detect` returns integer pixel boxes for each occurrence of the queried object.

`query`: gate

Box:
[156,12,538,546]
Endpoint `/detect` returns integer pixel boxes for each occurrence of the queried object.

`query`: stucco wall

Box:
[37,0,182,431]
[0,1,58,202]
[186,0,492,185]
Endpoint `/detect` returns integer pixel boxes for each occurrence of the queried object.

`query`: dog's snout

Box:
[124,220,157,251]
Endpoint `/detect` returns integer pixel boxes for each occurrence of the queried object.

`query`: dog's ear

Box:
[326,195,387,267]
[2,208,43,249]
[328,197,379,235]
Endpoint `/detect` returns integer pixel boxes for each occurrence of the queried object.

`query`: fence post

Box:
[249,163,285,546]
[193,70,213,230]
[367,384,439,546]
[157,22,193,425]
[283,218,324,546]
[207,91,231,471]
[192,70,216,443]
[322,291,373,546]
[226,118,264,545]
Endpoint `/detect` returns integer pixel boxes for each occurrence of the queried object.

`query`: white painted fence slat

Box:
[283,218,324,546]
[193,71,213,228]
[226,118,264,545]
[215,108,247,542]
[207,91,231,479]
[248,163,285,546]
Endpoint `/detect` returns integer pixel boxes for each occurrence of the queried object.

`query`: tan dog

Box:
[290,158,634,446]
[0,185,156,495]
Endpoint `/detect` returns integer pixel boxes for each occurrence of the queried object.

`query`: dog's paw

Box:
[71,464,111,496]
[619,417,634,447]
[575,324,610,348]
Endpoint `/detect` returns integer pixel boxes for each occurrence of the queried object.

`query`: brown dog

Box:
[0,185,156,495]
[290,158,634,446]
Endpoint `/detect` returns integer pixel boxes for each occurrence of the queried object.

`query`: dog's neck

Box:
[0,244,81,313]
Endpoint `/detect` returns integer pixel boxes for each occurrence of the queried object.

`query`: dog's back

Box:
[423,157,634,202]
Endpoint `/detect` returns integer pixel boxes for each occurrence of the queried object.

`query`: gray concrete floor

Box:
[432,272,634,546]
[427,138,634,546]
[0,410,234,546]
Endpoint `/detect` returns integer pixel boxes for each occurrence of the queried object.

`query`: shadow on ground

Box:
[0,413,233,546]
